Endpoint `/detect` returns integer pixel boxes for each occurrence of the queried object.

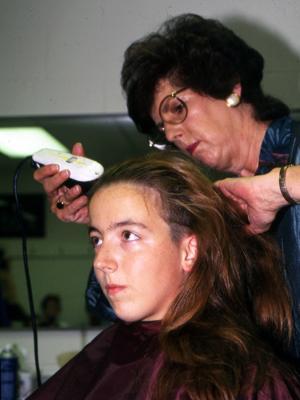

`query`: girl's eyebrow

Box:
[88,226,98,235]
[88,220,148,235]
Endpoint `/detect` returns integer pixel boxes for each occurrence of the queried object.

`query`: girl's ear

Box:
[180,234,198,273]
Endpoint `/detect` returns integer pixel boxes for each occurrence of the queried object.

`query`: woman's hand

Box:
[214,168,294,235]
[33,142,90,224]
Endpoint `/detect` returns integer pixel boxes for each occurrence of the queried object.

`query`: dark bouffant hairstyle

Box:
[89,150,296,399]
[121,13,289,141]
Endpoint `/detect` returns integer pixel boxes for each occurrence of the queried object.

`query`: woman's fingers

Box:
[71,142,85,157]
[50,193,89,224]
[33,143,90,224]
[34,165,70,195]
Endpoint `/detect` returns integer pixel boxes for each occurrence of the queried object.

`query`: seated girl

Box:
[29,151,300,400]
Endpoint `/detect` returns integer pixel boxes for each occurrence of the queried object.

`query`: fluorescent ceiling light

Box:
[0,127,68,158]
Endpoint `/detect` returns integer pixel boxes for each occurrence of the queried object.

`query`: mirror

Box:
[1,110,299,329]
[0,113,150,329]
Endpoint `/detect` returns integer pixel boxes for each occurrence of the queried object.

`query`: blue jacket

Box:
[255,116,300,361]
[265,118,300,360]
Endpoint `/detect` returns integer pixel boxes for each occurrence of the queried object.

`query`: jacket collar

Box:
[257,116,293,174]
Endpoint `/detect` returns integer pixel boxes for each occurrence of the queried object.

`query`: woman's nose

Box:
[164,123,183,143]
[93,249,117,273]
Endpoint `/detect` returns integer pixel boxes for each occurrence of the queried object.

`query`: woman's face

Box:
[151,79,247,175]
[89,182,194,322]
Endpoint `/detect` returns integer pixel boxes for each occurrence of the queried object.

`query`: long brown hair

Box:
[89,150,294,399]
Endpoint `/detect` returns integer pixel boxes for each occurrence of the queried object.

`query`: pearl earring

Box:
[226,93,240,108]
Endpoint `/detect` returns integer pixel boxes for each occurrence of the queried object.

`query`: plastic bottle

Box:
[13,346,33,399]
[0,344,18,400]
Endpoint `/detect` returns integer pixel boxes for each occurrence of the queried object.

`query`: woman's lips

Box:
[186,141,199,155]
[105,284,126,296]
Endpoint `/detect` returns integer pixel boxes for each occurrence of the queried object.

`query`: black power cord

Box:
[13,156,42,388]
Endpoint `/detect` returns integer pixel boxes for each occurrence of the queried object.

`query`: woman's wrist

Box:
[282,165,300,204]
[279,165,300,205]
[269,165,300,208]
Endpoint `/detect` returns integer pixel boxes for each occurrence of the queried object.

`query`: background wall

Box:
[0,0,300,117]
[0,0,300,328]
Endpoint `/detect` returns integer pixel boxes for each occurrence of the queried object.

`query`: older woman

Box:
[34,14,300,358]
[29,152,300,400]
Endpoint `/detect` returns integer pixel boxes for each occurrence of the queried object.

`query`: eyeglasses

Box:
[158,87,188,131]
[148,87,188,150]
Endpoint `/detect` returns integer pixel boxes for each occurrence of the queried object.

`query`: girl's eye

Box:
[90,236,103,248]
[122,231,139,241]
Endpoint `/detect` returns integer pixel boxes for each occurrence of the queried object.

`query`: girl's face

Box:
[89,182,195,322]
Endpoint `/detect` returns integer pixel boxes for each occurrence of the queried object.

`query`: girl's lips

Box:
[105,284,126,296]
[186,141,199,155]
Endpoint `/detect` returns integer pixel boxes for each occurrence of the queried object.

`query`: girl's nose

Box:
[93,248,118,274]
